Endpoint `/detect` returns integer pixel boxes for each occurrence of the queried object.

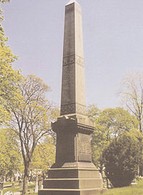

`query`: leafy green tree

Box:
[5,75,54,195]
[0,0,21,125]
[0,128,21,180]
[96,107,137,139]
[91,107,138,171]
[103,131,142,187]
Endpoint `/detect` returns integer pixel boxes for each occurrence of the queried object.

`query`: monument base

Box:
[39,162,104,195]
[39,188,105,195]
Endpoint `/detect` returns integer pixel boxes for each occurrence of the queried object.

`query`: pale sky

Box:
[2,0,143,108]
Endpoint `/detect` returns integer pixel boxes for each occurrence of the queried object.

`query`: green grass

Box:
[3,182,20,193]
[102,179,143,195]
[2,181,37,195]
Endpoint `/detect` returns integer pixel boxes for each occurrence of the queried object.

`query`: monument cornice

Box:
[52,116,94,134]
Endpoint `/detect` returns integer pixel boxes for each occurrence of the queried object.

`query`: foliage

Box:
[8,75,51,157]
[0,128,21,179]
[31,137,55,171]
[0,1,56,193]
[0,5,21,125]
[91,107,138,170]
[4,75,53,194]
[96,107,138,139]
[103,132,141,187]
[1,75,55,194]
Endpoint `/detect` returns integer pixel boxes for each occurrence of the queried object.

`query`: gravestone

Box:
[39,0,104,194]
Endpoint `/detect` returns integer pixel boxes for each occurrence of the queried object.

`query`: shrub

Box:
[103,133,140,187]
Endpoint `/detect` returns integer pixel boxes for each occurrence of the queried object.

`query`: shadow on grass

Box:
[102,179,143,195]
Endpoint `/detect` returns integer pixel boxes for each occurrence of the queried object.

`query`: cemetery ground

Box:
[1,178,143,195]
[2,181,36,195]
[102,178,143,195]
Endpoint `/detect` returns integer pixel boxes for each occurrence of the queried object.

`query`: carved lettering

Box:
[78,134,92,162]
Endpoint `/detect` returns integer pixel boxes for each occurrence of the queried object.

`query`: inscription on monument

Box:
[61,103,86,115]
[63,54,84,67]
[63,55,75,66]
[78,133,92,162]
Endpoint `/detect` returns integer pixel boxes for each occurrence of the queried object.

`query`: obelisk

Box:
[39,1,103,195]
[60,0,86,117]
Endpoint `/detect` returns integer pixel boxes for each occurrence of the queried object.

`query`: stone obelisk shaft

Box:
[61,2,86,116]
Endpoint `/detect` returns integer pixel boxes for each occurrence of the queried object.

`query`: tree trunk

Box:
[139,117,142,133]
[22,164,30,195]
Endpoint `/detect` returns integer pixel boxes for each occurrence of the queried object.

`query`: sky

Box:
[2,0,143,109]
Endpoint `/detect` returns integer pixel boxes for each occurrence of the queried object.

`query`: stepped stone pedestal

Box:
[39,116,104,195]
[40,162,103,195]
[39,1,104,194]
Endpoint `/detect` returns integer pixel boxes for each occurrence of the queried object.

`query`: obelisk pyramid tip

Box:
[66,0,79,5]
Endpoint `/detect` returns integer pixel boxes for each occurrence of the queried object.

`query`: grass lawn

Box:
[2,181,37,195]
[102,179,143,195]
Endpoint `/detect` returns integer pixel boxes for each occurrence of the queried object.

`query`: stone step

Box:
[48,168,102,178]
[43,178,103,189]
[39,188,106,195]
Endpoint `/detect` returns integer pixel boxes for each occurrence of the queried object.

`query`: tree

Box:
[91,107,138,171]
[0,128,21,181]
[121,72,143,132]
[0,0,21,125]
[96,107,137,139]
[121,73,143,176]
[103,131,141,187]
[5,75,53,195]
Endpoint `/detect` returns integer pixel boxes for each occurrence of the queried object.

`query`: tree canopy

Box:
[0,5,22,125]
[90,107,138,170]
[0,128,21,180]
[4,75,55,194]
[103,131,141,187]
